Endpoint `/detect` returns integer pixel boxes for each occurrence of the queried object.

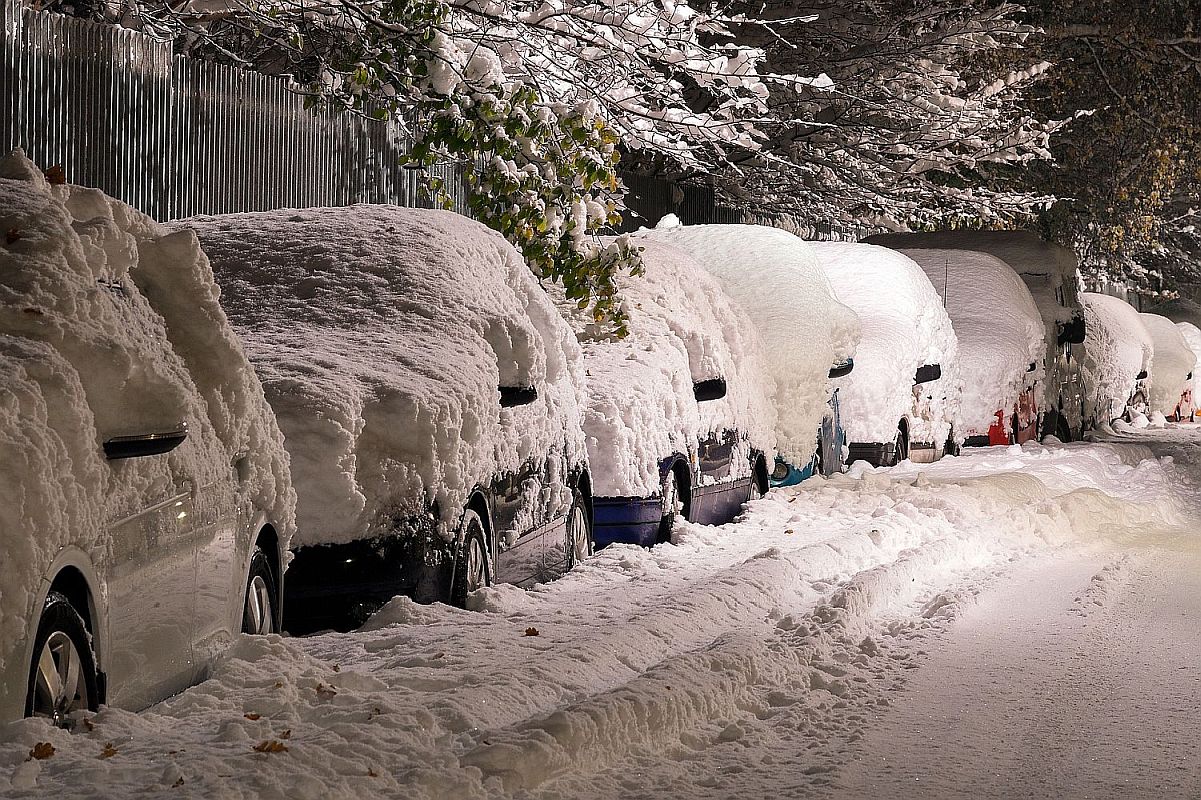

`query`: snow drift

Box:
[1079,293,1153,423]
[556,238,776,498]
[0,150,294,674]
[176,206,587,548]
[809,242,960,449]
[635,220,860,468]
[897,249,1044,437]
[1139,312,1196,417]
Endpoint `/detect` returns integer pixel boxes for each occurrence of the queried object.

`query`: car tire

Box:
[565,487,593,570]
[26,591,99,728]
[242,546,278,635]
[748,457,768,501]
[451,509,490,607]
[890,425,909,466]
[657,469,684,544]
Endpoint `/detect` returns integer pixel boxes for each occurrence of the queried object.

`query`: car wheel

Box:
[26,592,99,728]
[748,457,768,501]
[944,427,961,457]
[890,425,909,466]
[565,488,593,570]
[452,509,490,606]
[242,546,278,635]
[657,469,683,544]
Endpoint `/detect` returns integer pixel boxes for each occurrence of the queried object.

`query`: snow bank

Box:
[1139,312,1196,417]
[897,249,1044,437]
[633,221,860,468]
[1079,293,1153,423]
[176,206,586,548]
[809,243,959,447]
[0,150,294,671]
[1147,297,1201,330]
[556,239,776,497]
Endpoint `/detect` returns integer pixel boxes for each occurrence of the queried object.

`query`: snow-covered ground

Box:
[4,430,1201,798]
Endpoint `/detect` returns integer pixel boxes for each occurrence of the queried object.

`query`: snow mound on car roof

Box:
[899,249,1045,437]
[0,149,294,671]
[556,239,777,497]
[634,223,859,468]
[810,242,960,447]
[1139,313,1196,417]
[865,230,1079,325]
[1147,297,1201,330]
[1080,293,1153,422]
[180,206,586,548]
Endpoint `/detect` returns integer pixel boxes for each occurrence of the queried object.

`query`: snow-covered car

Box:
[0,151,295,725]
[809,242,960,466]
[1139,312,1197,422]
[181,206,591,633]
[557,239,776,547]
[1173,321,1201,420]
[636,220,860,485]
[866,231,1086,440]
[1146,299,1201,420]
[1079,292,1154,424]
[897,249,1045,447]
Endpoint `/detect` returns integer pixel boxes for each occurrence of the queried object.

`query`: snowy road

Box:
[3,428,1201,798]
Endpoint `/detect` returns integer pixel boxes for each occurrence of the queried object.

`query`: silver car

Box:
[0,153,294,726]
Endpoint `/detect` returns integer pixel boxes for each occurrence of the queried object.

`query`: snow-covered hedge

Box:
[178,206,587,548]
[1079,293,1153,423]
[1139,312,1196,417]
[0,150,294,671]
[898,249,1044,437]
[634,221,859,468]
[809,243,959,448]
[556,239,776,498]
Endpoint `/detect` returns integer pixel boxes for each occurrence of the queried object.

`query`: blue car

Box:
[562,240,777,548]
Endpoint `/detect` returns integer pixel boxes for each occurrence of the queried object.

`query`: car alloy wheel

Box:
[27,592,98,728]
[566,491,593,569]
[452,509,491,606]
[242,547,278,635]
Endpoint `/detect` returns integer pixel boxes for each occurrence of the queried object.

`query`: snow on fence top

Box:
[898,248,1045,436]
[1148,298,1201,331]
[178,205,587,548]
[635,219,860,468]
[864,230,1079,325]
[555,238,776,497]
[1079,292,1153,423]
[809,242,960,447]
[0,150,295,672]
[1139,312,1196,417]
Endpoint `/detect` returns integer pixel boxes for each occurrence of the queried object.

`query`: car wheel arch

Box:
[664,455,693,519]
[28,549,108,706]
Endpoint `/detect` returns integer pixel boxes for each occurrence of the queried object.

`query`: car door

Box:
[101,449,198,710]
[190,458,243,671]
[490,459,545,588]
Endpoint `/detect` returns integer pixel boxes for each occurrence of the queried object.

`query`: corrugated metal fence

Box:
[0,0,469,220]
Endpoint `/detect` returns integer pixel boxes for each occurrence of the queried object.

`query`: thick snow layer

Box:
[809,243,960,447]
[1147,297,1201,330]
[176,206,586,548]
[0,436,1188,797]
[1139,312,1196,417]
[0,151,294,672]
[1080,293,1153,422]
[556,239,776,498]
[865,230,1078,324]
[897,249,1044,436]
[633,221,860,468]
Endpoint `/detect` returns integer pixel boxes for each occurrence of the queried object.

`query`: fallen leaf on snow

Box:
[252,740,288,754]
[315,683,337,698]
[524,627,539,637]
[99,742,118,759]
[244,713,261,721]
[29,742,55,760]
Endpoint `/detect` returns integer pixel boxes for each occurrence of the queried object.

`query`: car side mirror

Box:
[499,386,539,408]
[1027,362,1037,373]
[1136,370,1148,380]
[693,378,727,402]
[1058,314,1086,345]
[828,359,855,379]
[914,364,942,385]
[104,424,188,460]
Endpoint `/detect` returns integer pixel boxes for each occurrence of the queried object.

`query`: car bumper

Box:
[593,495,663,548]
